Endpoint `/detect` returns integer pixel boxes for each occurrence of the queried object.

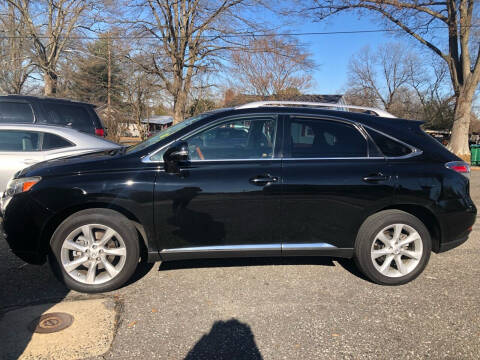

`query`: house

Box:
[142,115,174,134]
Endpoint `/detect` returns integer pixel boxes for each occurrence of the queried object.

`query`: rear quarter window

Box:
[42,133,74,150]
[41,103,94,133]
[366,128,412,157]
[0,102,34,123]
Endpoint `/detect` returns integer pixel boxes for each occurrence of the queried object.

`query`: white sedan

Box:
[0,124,120,196]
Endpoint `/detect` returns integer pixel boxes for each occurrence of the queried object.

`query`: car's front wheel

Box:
[49,209,139,293]
[354,210,432,285]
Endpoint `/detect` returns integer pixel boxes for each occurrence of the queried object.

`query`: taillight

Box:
[445,161,470,178]
[95,128,105,137]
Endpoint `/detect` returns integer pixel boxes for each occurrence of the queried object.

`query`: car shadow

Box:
[335,258,373,283]
[158,256,375,284]
[124,260,155,286]
[159,256,335,271]
[184,318,262,360]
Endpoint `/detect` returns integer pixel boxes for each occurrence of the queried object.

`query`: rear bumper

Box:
[438,234,470,253]
[434,202,476,253]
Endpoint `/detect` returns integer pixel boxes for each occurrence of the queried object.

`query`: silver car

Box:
[0,124,120,196]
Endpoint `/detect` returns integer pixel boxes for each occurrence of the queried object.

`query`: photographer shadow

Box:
[185,318,262,360]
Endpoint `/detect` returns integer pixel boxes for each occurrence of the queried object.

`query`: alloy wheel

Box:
[370,223,423,278]
[60,224,127,285]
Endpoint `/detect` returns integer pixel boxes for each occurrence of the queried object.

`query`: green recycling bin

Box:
[471,144,480,166]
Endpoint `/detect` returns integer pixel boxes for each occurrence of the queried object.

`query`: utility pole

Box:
[107,34,112,118]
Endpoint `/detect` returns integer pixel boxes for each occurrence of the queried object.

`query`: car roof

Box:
[0,95,95,107]
[0,123,120,148]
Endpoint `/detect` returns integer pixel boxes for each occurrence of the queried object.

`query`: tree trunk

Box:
[44,71,57,96]
[173,92,187,124]
[448,89,475,161]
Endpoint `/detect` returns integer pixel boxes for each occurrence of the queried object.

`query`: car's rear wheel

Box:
[354,210,432,285]
[49,209,139,293]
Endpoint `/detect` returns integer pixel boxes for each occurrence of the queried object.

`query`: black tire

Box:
[49,208,140,293]
[354,209,432,285]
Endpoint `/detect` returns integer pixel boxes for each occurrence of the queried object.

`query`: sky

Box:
[258,11,411,95]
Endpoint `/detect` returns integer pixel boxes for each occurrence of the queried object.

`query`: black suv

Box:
[0,95,106,136]
[1,102,476,293]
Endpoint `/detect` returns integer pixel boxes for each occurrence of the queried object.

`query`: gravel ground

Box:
[1,173,479,360]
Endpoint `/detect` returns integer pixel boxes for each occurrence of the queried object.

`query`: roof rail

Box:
[235,101,396,118]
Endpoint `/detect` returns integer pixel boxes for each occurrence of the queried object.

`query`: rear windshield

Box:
[41,103,94,133]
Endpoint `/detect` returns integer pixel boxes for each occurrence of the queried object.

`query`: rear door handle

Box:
[249,174,278,186]
[363,173,387,182]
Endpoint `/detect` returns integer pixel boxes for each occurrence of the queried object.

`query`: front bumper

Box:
[1,193,53,265]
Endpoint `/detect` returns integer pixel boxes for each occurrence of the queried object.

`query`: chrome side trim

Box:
[188,158,276,162]
[144,157,385,164]
[161,243,338,254]
[161,244,281,253]
[282,243,336,250]
[282,157,384,161]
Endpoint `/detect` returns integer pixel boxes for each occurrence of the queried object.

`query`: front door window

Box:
[186,117,276,160]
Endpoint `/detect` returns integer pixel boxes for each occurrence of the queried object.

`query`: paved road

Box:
[1,173,479,359]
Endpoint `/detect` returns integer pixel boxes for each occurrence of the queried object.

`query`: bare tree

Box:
[406,55,455,129]
[308,0,480,159]
[0,3,34,94]
[346,43,454,123]
[121,55,164,140]
[130,0,262,124]
[346,43,412,114]
[229,35,314,97]
[6,0,96,96]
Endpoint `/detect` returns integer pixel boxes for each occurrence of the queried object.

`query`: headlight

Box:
[1,176,41,213]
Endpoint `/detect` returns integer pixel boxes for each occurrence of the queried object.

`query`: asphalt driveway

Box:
[1,173,479,359]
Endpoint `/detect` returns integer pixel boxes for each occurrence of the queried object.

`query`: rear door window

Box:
[0,102,34,123]
[41,103,94,133]
[288,117,367,158]
[0,130,41,151]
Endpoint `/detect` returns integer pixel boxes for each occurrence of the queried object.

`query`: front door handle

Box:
[249,174,278,186]
[363,173,387,182]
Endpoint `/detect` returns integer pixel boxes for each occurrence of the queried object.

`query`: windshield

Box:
[126,113,210,154]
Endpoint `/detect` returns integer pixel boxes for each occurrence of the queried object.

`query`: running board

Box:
[158,243,354,261]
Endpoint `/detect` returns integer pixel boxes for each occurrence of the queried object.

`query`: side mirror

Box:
[163,141,189,173]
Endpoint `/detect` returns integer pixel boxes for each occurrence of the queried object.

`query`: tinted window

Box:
[42,103,93,133]
[185,117,276,160]
[289,118,367,158]
[366,128,412,157]
[0,102,34,123]
[0,130,40,151]
[42,133,73,150]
